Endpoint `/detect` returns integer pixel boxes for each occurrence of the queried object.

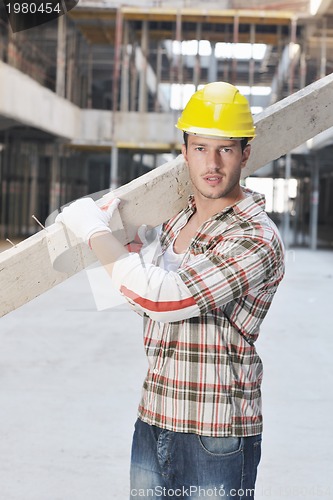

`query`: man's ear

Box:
[182,144,188,164]
[241,143,251,168]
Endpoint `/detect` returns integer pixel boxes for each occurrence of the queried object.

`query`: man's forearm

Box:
[89,228,200,322]
[90,231,129,278]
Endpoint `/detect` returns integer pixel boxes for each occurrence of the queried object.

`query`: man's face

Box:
[182,135,251,203]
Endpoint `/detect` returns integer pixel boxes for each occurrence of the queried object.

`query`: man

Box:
[56,82,285,499]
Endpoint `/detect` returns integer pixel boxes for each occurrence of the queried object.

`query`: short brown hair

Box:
[183,132,248,152]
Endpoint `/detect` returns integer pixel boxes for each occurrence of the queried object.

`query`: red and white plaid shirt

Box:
[112,189,285,437]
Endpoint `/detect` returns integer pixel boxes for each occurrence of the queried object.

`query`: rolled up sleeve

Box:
[111,235,277,322]
[178,237,276,315]
[111,252,200,322]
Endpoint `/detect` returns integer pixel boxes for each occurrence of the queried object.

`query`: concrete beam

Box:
[135,47,170,111]
[0,61,80,140]
[306,125,333,150]
[2,72,333,317]
[76,110,181,148]
[2,59,333,156]
[0,61,175,146]
[243,72,333,178]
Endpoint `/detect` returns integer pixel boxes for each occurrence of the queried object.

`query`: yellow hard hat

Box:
[176,82,256,140]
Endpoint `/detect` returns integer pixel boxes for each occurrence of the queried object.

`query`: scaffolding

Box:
[0,1,333,248]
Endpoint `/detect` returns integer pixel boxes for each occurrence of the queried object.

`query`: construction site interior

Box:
[1,0,333,250]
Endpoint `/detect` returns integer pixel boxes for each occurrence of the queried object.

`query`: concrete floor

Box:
[0,246,332,499]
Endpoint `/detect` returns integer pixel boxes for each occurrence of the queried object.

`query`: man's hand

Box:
[55,197,120,244]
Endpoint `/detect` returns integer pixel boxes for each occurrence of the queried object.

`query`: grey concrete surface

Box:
[0,247,332,499]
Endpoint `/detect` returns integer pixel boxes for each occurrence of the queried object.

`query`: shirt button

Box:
[153,368,159,375]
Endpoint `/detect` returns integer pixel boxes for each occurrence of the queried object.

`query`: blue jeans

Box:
[130,419,261,499]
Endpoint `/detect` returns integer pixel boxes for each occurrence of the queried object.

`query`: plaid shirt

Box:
[112,189,285,437]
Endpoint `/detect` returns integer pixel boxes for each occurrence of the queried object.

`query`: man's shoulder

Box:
[229,209,283,246]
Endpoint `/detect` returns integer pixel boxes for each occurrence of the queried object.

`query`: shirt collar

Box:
[232,188,266,220]
[186,188,266,222]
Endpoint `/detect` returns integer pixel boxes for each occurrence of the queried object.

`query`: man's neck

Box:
[193,188,246,226]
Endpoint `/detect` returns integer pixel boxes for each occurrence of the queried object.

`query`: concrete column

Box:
[282,153,292,249]
[0,131,9,239]
[56,15,66,97]
[66,29,76,102]
[138,20,148,113]
[130,47,138,112]
[110,145,119,190]
[299,178,308,247]
[300,47,307,89]
[320,17,327,78]
[193,23,202,90]
[49,144,61,215]
[248,24,255,106]
[310,154,320,250]
[292,180,300,246]
[323,175,330,220]
[276,25,283,101]
[121,21,130,112]
[155,41,163,111]
[272,161,278,214]
[231,14,239,84]
[87,43,93,109]
[299,25,308,89]
[175,9,183,86]
[112,7,123,116]
[28,145,39,234]
[288,17,297,94]
[110,8,123,190]
[21,144,31,235]
[208,42,217,83]
[8,142,20,236]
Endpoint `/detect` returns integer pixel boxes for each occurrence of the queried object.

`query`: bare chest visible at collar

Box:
[173,214,201,254]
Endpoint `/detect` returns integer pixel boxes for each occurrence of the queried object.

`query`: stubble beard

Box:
[190,172,241,201]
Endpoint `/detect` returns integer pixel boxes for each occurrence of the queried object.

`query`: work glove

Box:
[55,197,120,244]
